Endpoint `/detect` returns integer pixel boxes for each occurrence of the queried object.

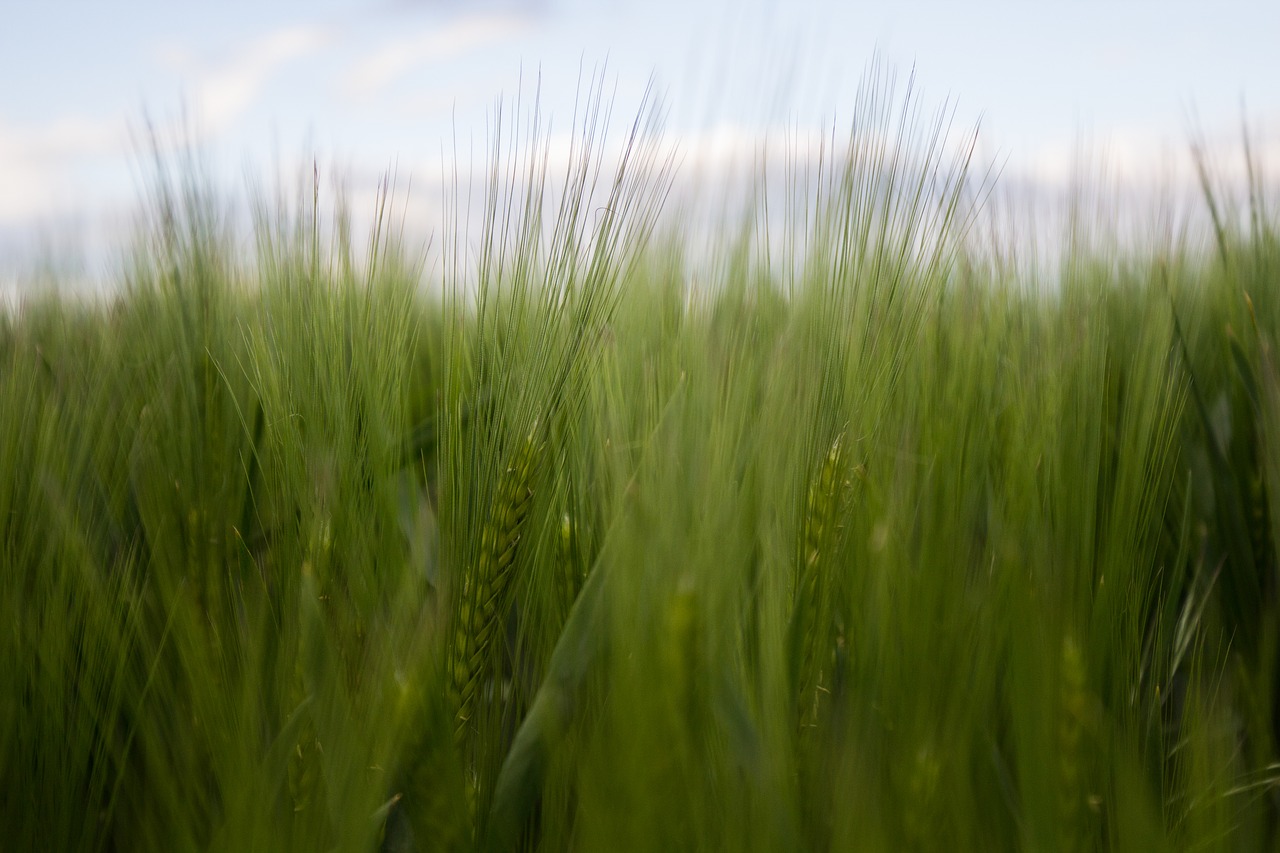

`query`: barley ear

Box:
[789,431,847,731]
[451,425,543,742]
[287,570,336,848]
[287,659,324,816]
[1058,633,1090,853]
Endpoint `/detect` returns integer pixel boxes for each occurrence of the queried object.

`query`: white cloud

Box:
[1015,122,1280,194]
[0,25,328,227]
[0,116,128,223]
[152,40,197,75]
[345,13,533,98]
[193,25,331,131]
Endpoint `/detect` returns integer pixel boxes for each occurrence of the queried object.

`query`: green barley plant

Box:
[5,64,1280,852]
[449,424,543,742]
[790,430,849,734]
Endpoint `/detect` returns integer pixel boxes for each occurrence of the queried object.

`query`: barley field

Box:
[3,76,1280,852]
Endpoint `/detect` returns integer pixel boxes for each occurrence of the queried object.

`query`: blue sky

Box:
[3,0,1278,278]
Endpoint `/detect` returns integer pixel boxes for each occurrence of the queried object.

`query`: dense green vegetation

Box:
[4,76,1280,851]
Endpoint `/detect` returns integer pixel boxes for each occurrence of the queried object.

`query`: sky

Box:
[2,0,1279,286]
